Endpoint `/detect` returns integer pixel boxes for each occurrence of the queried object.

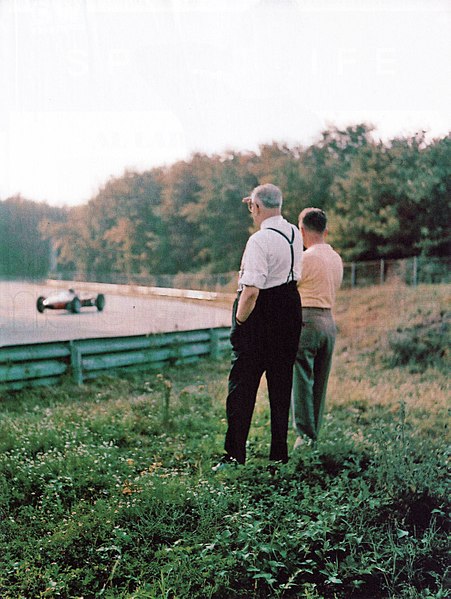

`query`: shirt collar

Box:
[260,215,284,230]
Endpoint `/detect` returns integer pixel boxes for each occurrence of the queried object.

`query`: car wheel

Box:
[37,296,45,313]
[95,293,105,311]
[71,296,81,313]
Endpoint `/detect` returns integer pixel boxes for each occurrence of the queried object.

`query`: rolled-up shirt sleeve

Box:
[238,237,268,289]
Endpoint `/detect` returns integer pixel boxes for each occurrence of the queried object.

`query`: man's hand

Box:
[236,285,259,324]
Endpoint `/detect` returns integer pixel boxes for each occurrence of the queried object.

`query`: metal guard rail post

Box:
[0,327,232,392]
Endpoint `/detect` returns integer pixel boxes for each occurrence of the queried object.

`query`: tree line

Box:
[1,124,449,279]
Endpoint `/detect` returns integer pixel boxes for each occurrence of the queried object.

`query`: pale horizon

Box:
[1,0,450,207]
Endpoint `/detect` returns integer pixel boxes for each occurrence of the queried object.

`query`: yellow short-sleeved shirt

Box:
[298,244,343,308]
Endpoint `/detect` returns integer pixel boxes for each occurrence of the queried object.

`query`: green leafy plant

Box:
[387,316,448,372]
[0,284,449,598]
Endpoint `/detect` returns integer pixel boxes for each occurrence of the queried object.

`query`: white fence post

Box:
[380,259,385,285]
[351,262,356,287]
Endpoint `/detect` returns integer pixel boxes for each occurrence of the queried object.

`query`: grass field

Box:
[0,283,449,598]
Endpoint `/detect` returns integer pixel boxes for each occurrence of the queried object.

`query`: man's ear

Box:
[324,228,329,237]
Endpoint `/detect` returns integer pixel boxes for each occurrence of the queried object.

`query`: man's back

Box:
[298,244,343,309]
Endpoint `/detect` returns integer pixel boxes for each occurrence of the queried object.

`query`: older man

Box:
[214,184,303,469]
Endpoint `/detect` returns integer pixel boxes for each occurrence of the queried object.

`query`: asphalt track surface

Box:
[0,281,232,347]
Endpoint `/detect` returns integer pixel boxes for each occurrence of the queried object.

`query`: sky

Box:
[1,0,450,207]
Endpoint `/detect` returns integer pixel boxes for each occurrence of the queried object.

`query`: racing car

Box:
[36,289,106,314]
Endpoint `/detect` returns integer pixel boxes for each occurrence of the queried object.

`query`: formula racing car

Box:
[36,289,106,314]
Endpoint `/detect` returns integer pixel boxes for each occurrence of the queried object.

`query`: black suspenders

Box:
[267,227,296,283]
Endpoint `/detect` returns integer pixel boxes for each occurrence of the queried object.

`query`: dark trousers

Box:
[225,282,302,464]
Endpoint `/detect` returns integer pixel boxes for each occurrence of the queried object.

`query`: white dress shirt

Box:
[238,215,303,290]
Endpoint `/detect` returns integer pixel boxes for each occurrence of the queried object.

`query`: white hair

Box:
[251,183,283,208]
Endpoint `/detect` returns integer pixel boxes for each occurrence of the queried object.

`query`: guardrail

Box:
[0,327,232,392]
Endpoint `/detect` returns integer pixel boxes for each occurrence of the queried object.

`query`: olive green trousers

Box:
[291,308,337,441]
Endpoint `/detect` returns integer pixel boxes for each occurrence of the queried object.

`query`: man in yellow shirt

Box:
[292,207,343,448]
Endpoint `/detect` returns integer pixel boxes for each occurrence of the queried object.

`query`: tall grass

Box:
[0,284,449,598]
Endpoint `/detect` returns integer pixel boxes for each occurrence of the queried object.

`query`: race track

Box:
[0,281,232,347]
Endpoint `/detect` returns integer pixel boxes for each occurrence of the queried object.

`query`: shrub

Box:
[387,317,448,372]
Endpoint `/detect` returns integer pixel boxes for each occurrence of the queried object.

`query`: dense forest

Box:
[1,125,450,279]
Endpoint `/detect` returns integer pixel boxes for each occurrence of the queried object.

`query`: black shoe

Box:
[212,455,240,473]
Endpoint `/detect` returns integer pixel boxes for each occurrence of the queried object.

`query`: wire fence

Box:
[342,256,450,288]
[48,256,449,292]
